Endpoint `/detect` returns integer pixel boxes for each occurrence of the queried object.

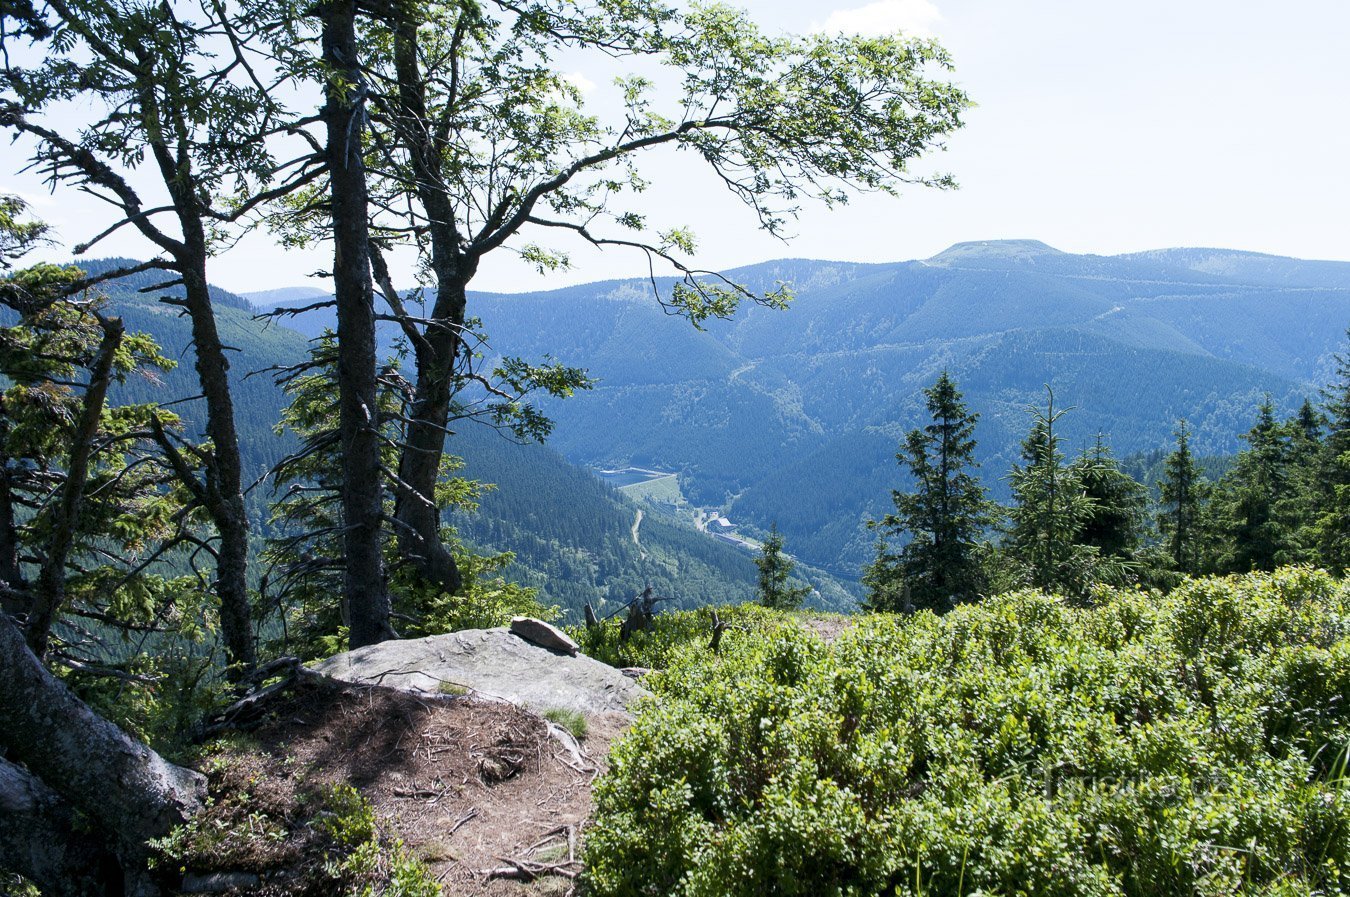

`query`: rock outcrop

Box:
[312,627,646,717]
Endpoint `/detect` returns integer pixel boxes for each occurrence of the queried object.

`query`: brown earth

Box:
[176,676,629,896]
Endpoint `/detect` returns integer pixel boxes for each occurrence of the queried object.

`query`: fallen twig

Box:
[483,857,580,882]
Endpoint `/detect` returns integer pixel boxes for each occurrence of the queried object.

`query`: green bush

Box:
[585,568,1350,896]
[570,602,794,670]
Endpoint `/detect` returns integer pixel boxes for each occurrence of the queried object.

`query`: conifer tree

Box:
[1005,387,1097,595]
[1211,398,1293,572]
[264,336,552,658]
[865,372,991,612]
[1313,331,1350,572]
[1071,435,1147,559]
[756,525,810,611]
[1157,420,1208,574]
[1278,398,1325,563]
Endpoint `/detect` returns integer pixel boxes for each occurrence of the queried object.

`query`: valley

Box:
[233,238,1350,600]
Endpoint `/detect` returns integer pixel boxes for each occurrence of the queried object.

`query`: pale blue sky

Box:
[6,0,1350,294]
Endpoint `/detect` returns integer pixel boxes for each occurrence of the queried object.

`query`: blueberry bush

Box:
[585,568,1350,896]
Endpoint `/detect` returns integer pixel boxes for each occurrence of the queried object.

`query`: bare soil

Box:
[180,676,628,896]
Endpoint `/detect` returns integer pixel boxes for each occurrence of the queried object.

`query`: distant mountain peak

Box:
[927,239,1065,265]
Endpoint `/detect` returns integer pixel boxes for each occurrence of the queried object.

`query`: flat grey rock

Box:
[311,628,646,717]
[510,616,579,655]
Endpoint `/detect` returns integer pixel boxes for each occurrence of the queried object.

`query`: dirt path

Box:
[186,678,629,896]
[631,508,646,559]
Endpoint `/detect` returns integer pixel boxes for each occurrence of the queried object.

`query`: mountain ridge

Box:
[238,240,1350,575]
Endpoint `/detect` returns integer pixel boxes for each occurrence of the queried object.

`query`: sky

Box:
[5,0,1350,295]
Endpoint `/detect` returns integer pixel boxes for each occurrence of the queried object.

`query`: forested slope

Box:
[444,241,1350,572]
[87,259,786,616]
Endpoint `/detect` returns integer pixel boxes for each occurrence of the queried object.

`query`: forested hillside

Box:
[2,0,1349,891]
[86,259,808,617]
[419,240,1350,572]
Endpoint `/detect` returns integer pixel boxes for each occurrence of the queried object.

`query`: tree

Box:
[346,0,970,619]
[0,197,198,671]
[264,336,554,658]
[0,613,204,897]
[1313,332,1350,572]
[1157,420,1208,575]
[1004,387,1098,595]
[0,200,204,895]
[865,372,991,613]
[756,525,809,611]
[1211,398,1293,573]
[0,0,310,673]
[1071,435,1147,560]
[312,0,399,649]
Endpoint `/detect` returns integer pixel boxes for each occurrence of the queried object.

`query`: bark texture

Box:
[0,756,110,896]
[176,248,255,673]
[0,614,205,895]
[322,0,396,648]
[386,15,472,595]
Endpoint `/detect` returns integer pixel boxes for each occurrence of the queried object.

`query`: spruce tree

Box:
[1157,420,1208,574]
[1005,387,1097,595]
[1313,331,1350,572]
[1212,398,1292,572]
[756,525,810,611]
[1072,435,1147,559]
[1278,398,1325,563]
[865,372,991,613]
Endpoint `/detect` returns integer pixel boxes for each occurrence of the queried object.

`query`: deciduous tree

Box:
[355,0,970,613]
[0,0,314,672]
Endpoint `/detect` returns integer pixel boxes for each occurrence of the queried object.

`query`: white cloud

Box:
[813,0,942,39]
[562,71,597,95]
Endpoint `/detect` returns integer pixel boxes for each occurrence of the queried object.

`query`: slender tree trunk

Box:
[0,613,205,896]
[25,316,123,658]
[322,0,395,648]
[386,14,468,596]
[0,756,110,897]
[392,275,467,596]
[177,238,256,673]
[0,410,24,614]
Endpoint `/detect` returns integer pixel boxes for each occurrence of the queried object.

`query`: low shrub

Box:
[585,568,1350,896]
[571,602,797,670]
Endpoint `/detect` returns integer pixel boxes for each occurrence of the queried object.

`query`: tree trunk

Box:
[391,275,467,596]
[0,410,24,614]
[386,13,468,597]
[25,316,123,658]
[322,0,395,649]
[0,756,110,897]
[0,614,205,895]
[178,244,256,674]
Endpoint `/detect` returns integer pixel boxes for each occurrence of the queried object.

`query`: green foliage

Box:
[1072,436,1148,559]
[0,200,214,671]
[316,784,378,849]
[586,568,1350,897]
[1208,399,1303,573]
[264,336,555,659]
[571,602,793,671]
[756,525,810,611]
[154,778,440,897]
[996,388,1153,597]
[1158,420,1209,575]
[1313,330,1350,573]
[866,372,993,613]
[315,785,441,897]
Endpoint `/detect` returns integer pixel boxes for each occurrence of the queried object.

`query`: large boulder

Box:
[311,628,646,717]
[510,616,579,656]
